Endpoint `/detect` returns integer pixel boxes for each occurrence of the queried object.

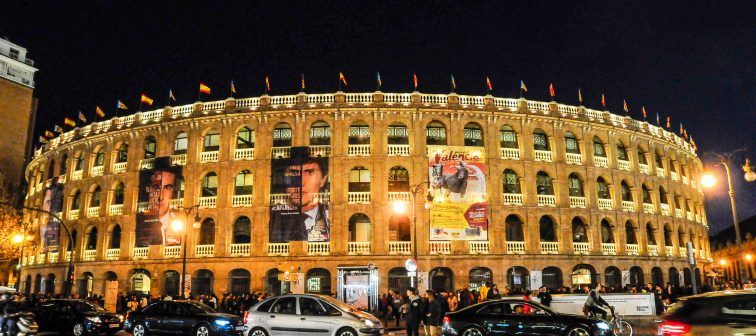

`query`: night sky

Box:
[1,1,754,234]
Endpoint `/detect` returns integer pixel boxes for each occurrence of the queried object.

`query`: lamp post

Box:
[391,181,434,288]
[171,205,201,299]
[701,149,756,284]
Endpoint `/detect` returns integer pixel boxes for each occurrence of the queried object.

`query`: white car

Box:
[243,294,383,336]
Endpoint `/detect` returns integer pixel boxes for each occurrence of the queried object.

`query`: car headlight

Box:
[117,314,124,322]
[214,319,231,326]
[596,321,611,330]
[86,316,102,323]
[363,319,374,327]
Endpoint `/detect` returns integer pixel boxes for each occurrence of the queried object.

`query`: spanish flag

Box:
[666,116,671,129]
[549,83,555,98]
[117,100,128,110]
[265,76,271,93]
[486,77,493,92]
[199,83,211,95]
[230,80,237,95]
[301,75,306,91]
[601,94,606,108]
[96,106,106,117]
[64,117,76,127]
[78,111,87,123]
[413,73,418,90]
[45,130,54,138]
[641,106,647,119]
[141,94,154,106]
[520,80,527,92]
[339,72,348,86]
[623,99,629,113]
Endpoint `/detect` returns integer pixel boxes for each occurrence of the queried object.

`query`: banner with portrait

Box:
[269,147,330,243]
[41,177,63,250]
[427,146,488,240]
[136,157,183,246]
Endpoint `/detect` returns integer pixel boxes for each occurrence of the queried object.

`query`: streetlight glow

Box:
[746,254,753,261]
[700,172,717,188]
[171,218,185,232]
[391,200,408,214]
[719,259,727,266]
[12,234,24,245]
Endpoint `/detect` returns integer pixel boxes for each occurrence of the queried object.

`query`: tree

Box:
[0,171,25,260]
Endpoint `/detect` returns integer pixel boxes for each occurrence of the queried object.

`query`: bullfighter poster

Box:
[427,146,488,240]
[136,157,183,246]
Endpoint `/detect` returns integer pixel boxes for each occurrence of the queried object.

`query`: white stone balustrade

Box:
[195,244,214,257]
[507,241,525,254]
[597,198,613,210]
[69,209,80,220]
[687,211,694,221]
[230,243,250,256]
[670,171,678,181]
[271,147,291,158]
[83,250,96,261]
[268,243,289,256]
[139,158,155,170]
[647,245,659,256]
[573,242,590,255]
[469,241,489,254]
[270,194,289,205]
[48,252,59,263]
[307,242,330,255]
[540,242,559,254]
[232,195,253,207]
[661,204,670,216]
[639,163,650,175]
[389,241,412,255]
[430,241,452,255]
[170,199,184,209]
[72,170,83,180]
[656,168,665,177]
[198,196,217,208]
[533,150,552,162]
[570,196,586,208]
[387,192,410,203]
[200,151,219,163]
[665,246,675,257]
[113,162,127,174]
[234,148,255,160]
[566,153,582,165]
[626,244,639,256]
[347,242,371,255]
[643,203,655,214]
[106,248,120,260]
[537,195,556,207]
[679,247,687,258]
[65,251,72,262]
[309,145,331,157]
[602,243,617,255]
[170,154,187,166]
[503,193,523,206]
[617,160,631,171]
[164,245,181,258]
[87,207,100,218]
[387,144,410,156]
[348,144,371,156]
[501,148,520,160]
[675,209,683,218]
[621,201,635,212]
[594,156,609,168]
[109,204,124,215]
[348,192,371,204]
[133,247,149,259]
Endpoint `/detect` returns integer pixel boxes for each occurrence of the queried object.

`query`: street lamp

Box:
[391,181,434,288]
[171,205,201,299]
[701,149,755,283]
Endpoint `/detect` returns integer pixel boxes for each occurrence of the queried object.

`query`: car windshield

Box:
[317,295,357,312]
[75,301,106,313]
[185,301,216,314]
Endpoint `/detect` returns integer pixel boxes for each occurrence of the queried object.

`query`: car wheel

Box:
[566,326,592,336]
[249,327,269,336]
[133,323,149,336]
[195,323,212,336]
[73,322,85,336]
[462,326,486,336]
[335,327,358,336]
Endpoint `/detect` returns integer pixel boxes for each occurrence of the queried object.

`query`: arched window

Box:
[659,187,668,204]
[655,152,664,169]
[232,216,251,244]
[572,264,598,287]
[60,154,68,175]
[349,167,370,192]
[348,213,371,242]
[229,269,251,295]
[532,129,549,151]
[93,147,105,167]
[234,170,253,195]
[605,266,621,290]
[47,160,56,179]
[348,121,370,145]
[130,269,151,295]
[163,271,180,297]
[625,222,637,244]
[469,267,493,291]
[505,215,524,241]
[71,190,81,210]
[620,181,632,201]
[389,215,411,241]
[678,231,685,248]
[203,131,220,152]
[593,136,606,157]
[429,267,454,293]
[651,267,664,287]
[642,184,652,204]
[201,172,218,197]
[78,272,94,298]
[265,269,282,296]
[387,122,409,145]
[426,121,447,145]
[629,266,644,288]
[542,267,563,291]
[669,159,677,173]
[388,267,410,294]
[191,270,214,295]
[90,186,102,207]
[669,268,680,288]
[596,177,610,199]
[143,136,157,159]
[306,268,331,294]
[173,132,188,154]
[565,132,580,154]
[663,225,673,247]
[617,143,628,161]
[388,166,409,192]
[567,173,584,196]
[116,143,128,163]
[637,148,647,165]
[646,223,657,245]
[198,218,215,245]
[506,266,529,292]
[113,183,125,205]
[236,127,255,149]
[109,225,121,249]
[463,122,484,147]
[310,121,331,146]
[85,227,98,250]
[572,217,588,243]
[601,219,614,243]
[539,216,557,242]
[273,123,292,148]
[74,152,85,171]
[502,169,521,194]
[536,171,554,195]
[500,125,518,149]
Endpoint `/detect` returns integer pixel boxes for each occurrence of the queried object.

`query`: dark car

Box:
[442,299,615,336]
[657,290,756,335]
[124,300,243,336]
[35,299,122,335]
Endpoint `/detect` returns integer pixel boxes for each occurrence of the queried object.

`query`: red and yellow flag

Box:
[265,76,271,93]
[339,72,348,86]
[549,83,556,98]
[601,94,606,108]
[666,116,671,128]
[96,106,106,117]
[141,93,154,106]
[64,117,76,127]
[199,83,211,95]
[623,99,629,112]
[413,73,419,90]
[486,77,493,91]
[641,106,647,119]
[44,130,54,138]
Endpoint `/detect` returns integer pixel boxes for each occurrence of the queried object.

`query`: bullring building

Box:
[21,90,712,309]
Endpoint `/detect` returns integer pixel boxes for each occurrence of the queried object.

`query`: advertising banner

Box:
[427,146,487,240]
[269,147,330,243]
[136,157,183,246]
[545,293,656,316]
[41,177,63,250]
[529,271,543,290]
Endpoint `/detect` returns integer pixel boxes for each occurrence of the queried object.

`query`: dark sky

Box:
[1,1,754,234]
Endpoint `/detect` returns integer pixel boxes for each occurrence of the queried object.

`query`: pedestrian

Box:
[404,288,421,336]
[537,286,552,307]
[425,290,442,336]
[447,291,458,312]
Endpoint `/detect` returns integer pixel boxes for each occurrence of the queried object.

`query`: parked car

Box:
[441,299,616,336]
[244,294,384,336]
[124,300,243,336]
[34,299,121,335]
[657,290,756,336]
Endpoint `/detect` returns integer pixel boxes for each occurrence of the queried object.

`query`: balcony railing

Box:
[566,153,582,165]
[105,248,120,260]
[72,170,83,180]
[626,244,639,256]
[533,150,552,162]
[387,144,410,156]
[348,144,371,156]
[594,156,609,168]
[602,243,617,255]
[639,163,650,175]
[83,250,96,261]
[503,193,523,206]
[643,203,655,214]
[139,158,155,170]
[670,171,678,181]
[234,148,255,160]
[540,242,559,254]
[388,241,412,255]
[170,154,187,166]
[270,193,289,205]
[506,241,525,254]
[348,192,371,204]
[109,204,124,215]
[271,147,291,158]
[198,196,217,208]
[195,244,214,257]
[232,194,253,207]
[37,253,45,264]
[164,245,181,258]
[617,160,631,171]
[230,243,251,256]
[113,162,127,174]
[660,203,670,216]
[429,241,452,255]
[537,194,556,207]
[90,165,104,177]
[573,242,590,255]
[48,252,59,263]
[268,243,290,256]
[68,209,80,220]
[307,242,330,256]
[347,242,371,255]
[647,245,659,256]
[569,196,586,208]
[87,206,100,218]
[469,241,489,254]
[133,247,149,259]
[621,201,635,212]
[665,246,675,257]
[656,167,665,177]
[679,247,687,258]
[597,198,613,210]
[387,192,410,203]
[501,148,520,160]
[309,145,331,157]
[65,251,72,262]
[675,208,683,218]
[170,199,184,209]
[200,151,219,163]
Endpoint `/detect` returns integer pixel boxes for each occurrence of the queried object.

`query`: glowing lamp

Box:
[700,173,716,188]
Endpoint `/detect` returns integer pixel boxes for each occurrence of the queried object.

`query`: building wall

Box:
[0,78,35,187]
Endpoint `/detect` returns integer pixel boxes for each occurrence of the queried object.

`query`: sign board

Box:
[546,294,656,316]
[418,272,429,293]
[284,273,304,294]
[621,271,630,287]
[529,271,542,290]
[405,258,417,272]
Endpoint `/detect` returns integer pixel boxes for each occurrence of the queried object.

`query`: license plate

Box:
[109,323,120,328]
[235,326,244,331]
[379,329,384,334]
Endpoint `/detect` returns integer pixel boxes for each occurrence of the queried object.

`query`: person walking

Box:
[537,286,552,307]
[404,288,421,336]
[426,290,442,336]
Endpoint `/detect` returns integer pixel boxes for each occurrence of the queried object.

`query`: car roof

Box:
[681,290,756,302]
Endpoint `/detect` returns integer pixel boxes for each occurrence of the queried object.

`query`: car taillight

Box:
[659,321,691,335]
[443,316,451,325]
[243,311,249,325]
